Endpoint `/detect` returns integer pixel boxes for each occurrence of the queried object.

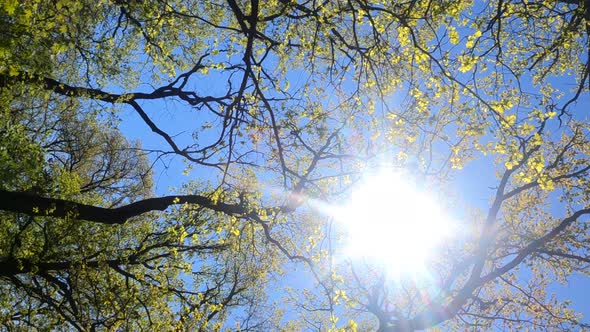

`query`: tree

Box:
[1,0,589,330]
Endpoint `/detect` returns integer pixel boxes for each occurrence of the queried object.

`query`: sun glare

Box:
[335,170,453,277]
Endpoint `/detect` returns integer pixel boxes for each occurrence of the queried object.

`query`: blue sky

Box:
[116,87,590,329]
[111,3,590,327]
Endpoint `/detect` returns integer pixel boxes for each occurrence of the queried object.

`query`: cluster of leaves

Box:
[0,0,590,331]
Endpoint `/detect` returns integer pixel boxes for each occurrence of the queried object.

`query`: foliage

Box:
[0,0,589,330]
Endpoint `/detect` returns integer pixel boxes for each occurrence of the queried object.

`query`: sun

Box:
[334,170,453,277]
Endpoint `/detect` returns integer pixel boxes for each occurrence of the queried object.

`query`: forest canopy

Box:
[1,0,590,330]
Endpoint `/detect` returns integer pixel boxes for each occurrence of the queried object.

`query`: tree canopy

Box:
[1,0,590,330]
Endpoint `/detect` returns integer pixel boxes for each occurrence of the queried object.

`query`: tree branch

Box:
[0,189,245,224]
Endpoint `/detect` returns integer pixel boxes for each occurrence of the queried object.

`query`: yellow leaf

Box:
[3,0,18,14]
[448,26,459,45]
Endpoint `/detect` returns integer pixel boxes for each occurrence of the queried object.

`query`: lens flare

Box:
[334,170,454,277]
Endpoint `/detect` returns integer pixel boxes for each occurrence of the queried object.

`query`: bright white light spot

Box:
[335,170,453,277]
